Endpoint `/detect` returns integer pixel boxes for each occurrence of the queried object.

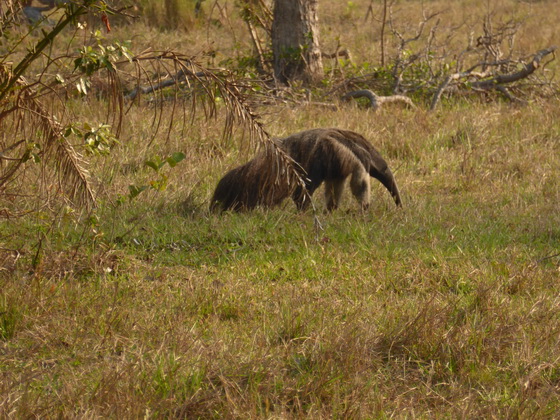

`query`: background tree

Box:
[271,0,323,85]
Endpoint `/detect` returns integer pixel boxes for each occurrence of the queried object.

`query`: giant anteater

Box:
[210,128,402,211]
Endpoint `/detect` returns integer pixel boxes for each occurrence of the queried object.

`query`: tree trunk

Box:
[272,0,323,85]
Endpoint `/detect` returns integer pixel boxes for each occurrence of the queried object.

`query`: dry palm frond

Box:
[31,111,96,209]
[0,0,106,215]
[0,72,96,210]
[1,0,309,217]
[1,49,309,216]
[124,51,308,202]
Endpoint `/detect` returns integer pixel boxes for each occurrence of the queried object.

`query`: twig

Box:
[245,19,268,73]
[535,252,560,264]
[380,0,388,67]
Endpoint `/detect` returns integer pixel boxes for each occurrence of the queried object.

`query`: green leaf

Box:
[149,174,169,191]
[145,160,160,171]
[128,185,148,200]
[166,152,186,167]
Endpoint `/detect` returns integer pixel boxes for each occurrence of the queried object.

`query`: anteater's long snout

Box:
[374,167,402,207]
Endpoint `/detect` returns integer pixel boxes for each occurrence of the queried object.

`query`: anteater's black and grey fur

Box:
[209,150,291,212]
[210,128,402,212]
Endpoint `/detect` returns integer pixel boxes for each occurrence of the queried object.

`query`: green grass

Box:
[2,142,559,415]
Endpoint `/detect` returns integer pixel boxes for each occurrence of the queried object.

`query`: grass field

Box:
[1,0,560,418]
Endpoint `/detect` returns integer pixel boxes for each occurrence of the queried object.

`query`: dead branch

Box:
[477,16,521,70]
[342,89,416,111]
[430,46,557,110]
[389,6,441,93]
[471,46,557,88]
[125,68,209,101]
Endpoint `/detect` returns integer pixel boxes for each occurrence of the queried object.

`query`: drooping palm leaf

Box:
[125,51,309,203]
[1,2,309,217]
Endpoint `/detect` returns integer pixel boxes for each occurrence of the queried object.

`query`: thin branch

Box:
[0,0,95,99]
[380,0,388,67]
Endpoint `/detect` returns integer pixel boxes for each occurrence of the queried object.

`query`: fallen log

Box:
[342,89,416,111]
